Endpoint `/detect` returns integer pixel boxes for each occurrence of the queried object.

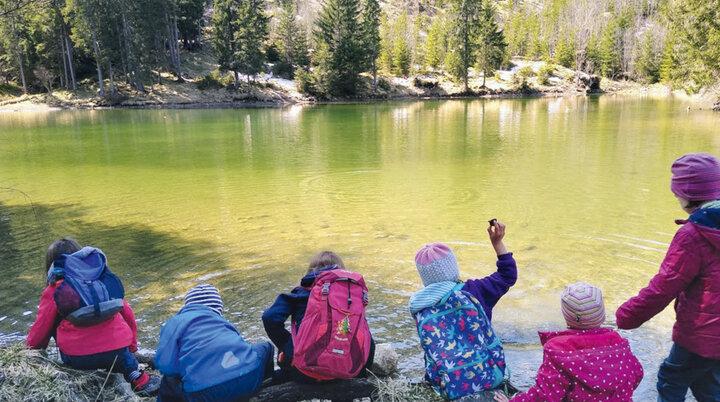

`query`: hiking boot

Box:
[132,372,161,397]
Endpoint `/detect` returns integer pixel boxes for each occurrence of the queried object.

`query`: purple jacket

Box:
[616,210,720,359]
[462,253,517,321]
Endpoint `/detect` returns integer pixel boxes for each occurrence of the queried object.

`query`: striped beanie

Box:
[185,283,224,316]
[415,243,460,286]
[561,282,605,329]
[671,153,720,201]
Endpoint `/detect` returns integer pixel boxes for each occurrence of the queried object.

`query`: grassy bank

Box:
[0,343,449,402]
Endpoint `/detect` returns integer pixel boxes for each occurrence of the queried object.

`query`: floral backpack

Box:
[292,269,372,380]
[414,283,506,399]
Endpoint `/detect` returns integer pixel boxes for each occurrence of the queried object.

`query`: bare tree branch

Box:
[0,0,48,18]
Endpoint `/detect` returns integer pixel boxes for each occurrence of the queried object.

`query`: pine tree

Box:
[554,35,575,68]
[658,38,675,85]
[634,32,659,83]
[447,0,482,92]
[475,0,505,88]
[378,13,393,74]
[424,14,446,71]
[360,0,380,91]
[391,11,409,77]
[235,0,267,92]
[274,2,307,79]
[313,0,365,96]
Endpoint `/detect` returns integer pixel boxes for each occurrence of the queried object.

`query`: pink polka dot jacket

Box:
[510,328,643,402]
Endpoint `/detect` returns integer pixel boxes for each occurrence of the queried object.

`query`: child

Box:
[154,283,274,401]
[494,282,643,402]
[26,238,159,396]
[262,251,375,383]
[616,152,720,401]
[409,221,516,398]
[409,221,516,328]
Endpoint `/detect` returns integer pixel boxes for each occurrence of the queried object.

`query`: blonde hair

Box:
[308,251,345,273]
[45,237,82,273]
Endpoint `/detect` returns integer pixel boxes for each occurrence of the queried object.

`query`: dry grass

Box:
[0,343,152,402]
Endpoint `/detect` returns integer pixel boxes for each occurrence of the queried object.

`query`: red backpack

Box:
[292,269,372,380]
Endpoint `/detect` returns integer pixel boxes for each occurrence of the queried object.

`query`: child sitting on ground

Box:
[495,282,643,402]
[154,283,274,401]
[409,220,517,399]
[262,251,375,383]
[26,238,159,396]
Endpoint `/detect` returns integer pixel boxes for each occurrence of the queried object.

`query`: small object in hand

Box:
[488,218,497,227]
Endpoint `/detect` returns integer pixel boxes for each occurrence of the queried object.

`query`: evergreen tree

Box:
[360,0,380,91]
[212,0,238,87]
[475,0,505,88]
[313,0,365,96]
[235,0,267,92]
[446,0,482,92]
[664,0,720,88]
[391,11,409,77]
[658,37,676,85]
[554,35,575,68]
[273,2,308,79]
[424,14,446,71]
[634,32,659,83]
[378,13,392,74]
[175,0,204,49]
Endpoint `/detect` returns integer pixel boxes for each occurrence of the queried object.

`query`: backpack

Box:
[292,269,372,380]
[414,283,506,399]
[49,247,125,327]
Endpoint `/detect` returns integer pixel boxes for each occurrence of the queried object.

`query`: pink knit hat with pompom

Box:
[414,243,460,286]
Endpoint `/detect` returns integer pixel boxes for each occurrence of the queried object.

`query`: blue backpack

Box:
[414,283,506,399]
[49,247,125,327]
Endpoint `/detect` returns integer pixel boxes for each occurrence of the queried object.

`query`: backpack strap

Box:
[438,282,465,305]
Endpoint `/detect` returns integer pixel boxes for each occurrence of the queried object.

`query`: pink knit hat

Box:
[670,153,720,201]
[561,282,605,329]
[414,243,460,286]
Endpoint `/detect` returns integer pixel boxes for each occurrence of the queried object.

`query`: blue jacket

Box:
[154,304,260,392]
[261,266,338,359]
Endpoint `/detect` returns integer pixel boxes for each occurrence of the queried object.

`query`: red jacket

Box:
[511,328,643,402]
[616,220,720,359]
[26,280,138,356]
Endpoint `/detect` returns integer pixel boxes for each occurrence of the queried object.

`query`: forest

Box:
[0,0,718,98]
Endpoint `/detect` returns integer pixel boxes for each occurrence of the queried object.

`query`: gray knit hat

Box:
[414,243,460,286]
[185,283,224,316]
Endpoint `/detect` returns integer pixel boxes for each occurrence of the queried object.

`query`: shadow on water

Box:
[0,198,233,345]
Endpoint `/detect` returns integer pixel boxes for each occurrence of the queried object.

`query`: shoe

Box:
[132,372,161,397]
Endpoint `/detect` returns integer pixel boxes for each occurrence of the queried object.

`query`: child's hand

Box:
[494,391,510,402]
[487,220,508,255]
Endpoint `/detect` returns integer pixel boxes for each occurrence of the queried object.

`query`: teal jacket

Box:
[154,304,260,392]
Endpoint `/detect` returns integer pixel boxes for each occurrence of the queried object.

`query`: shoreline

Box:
[2,88,718,113]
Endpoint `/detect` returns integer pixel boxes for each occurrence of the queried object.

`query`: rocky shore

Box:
[3,58,715,113]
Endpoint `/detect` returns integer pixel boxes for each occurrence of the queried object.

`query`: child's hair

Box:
[308,251,345,273]
[45,237,82,273]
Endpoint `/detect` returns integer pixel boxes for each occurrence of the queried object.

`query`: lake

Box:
[1,96,718,399]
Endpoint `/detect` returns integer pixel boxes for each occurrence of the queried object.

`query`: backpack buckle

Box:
[362,291,369,306]
[321,283,330,295]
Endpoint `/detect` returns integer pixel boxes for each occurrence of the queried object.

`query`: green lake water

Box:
[1,96,718,399]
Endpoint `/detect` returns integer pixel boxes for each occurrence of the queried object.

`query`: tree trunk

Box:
[59,35,67,89]
[372,45,377,93]
[11,16,28,94]
[108,62,116,95]
[233,71,239,90]
[246,72,251,94]
[64,29,77,90]
[88,12,105,96]
[173,14,183,82]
